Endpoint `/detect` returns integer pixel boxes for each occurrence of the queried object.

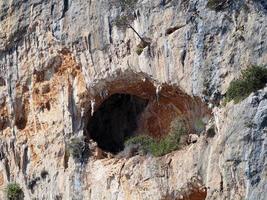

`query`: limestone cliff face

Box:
[0,0,267,199]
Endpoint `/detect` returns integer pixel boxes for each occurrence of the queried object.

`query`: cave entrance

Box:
[87,93,148,154]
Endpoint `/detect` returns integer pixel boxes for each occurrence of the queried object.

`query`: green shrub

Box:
[151,118,187,156]
[135,46,144,55]
[225,65,267,103]
[125,118,187,157]
[6,183,24,200]
[125,135,154,153]
[194,118,206,134]
[119,0,138,10]
[207,0,229,11]
[67,136,86,162]
[113,0,137,29]
[114,15,131,30]
[135,40,150,55]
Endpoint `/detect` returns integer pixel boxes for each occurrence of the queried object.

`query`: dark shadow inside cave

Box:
[87,94,148,154]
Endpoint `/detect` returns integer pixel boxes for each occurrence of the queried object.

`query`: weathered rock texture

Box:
[0,0,267,199]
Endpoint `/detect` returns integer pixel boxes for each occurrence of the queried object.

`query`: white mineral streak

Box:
[155,83,162,103]
[91,99,96,116]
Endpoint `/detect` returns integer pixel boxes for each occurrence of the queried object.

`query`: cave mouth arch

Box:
[87,93,149,154]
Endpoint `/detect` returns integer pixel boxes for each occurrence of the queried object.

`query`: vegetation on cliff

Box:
[207,0,231,11]
[5,183,24,200]
[125,118,187,156]
[113,0,150,55]
[225,65,267,103]
[67,136,86,162]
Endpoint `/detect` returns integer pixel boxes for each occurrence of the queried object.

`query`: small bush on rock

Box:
[225,65,267,103]
[135,40,150,55]
[6,183,24,200]
[125,135,154,154]
[125,118,187,157]
[112,0,150,51]
[135,46,144,55]
[67,136,86,162]
[119,0,138,10]
[151,118,187,156]
[207,0,230,11]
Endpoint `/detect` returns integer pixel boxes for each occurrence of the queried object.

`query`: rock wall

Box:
[0,0,266,199]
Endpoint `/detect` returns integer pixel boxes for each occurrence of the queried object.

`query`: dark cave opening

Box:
[87,94,148,154]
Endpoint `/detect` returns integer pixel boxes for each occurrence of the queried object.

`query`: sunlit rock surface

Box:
[0,0,266,199]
